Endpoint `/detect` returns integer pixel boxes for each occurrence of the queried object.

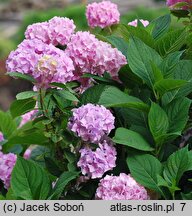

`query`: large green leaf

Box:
[10,98,36,118]
[11,157,51,200]
[53,89,79,102]
[165,98,191,133]
[162,60,192,105]
[155,29,186,57]
[148,103,169,144]
[0,111,17,138]
[113,127,154,151]
[154,79,187,96]
[81,85,149,112]
[149,14,171,40]
[48,171,79,200]
[16,91,38,100]
[163,147,192,187]
[111,24,155,48]
[127,153,165,196]
[7,72,36,83]
[127,36,162,88]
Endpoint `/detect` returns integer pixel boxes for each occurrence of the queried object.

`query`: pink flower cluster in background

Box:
[20,110,38,127]
[25,17,76,46]
[95,173,149,200]
[77,139,117,178]
[68,103,115,143]
[66,31,127,78]
[0,132,4,142]
[166,0,190,9]
[0,152,17,189]
[86,1,120,28]
[128,19,149,27]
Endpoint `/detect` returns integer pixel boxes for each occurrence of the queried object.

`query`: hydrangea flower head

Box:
[48,17,76,46]
[128,19,149,27]
[0,152,17,189]
[68,103,115,143]
[66,31,127,78]
[6,39,75,88]
[95,173,149,200]
[77,139,117,178]
[86,1,120,28]
[166,0,190,8]
[25,17,76,46]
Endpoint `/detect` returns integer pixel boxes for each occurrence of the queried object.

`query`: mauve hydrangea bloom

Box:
[86,1,120,28]
[166,0,190,7]
[66,31,127,78]
[95,173,149,200]
[25,17,76,46]
[128,19,149,27]
[68,103,115,143]
[23,149,32,160]
[20,110,38,127]
[77,139,117,178]
[25,22,50,44]
[6,39,75,88]
[0,152,17,189]
[0,132,4,142]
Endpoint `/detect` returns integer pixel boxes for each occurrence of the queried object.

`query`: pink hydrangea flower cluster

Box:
[6,39,75,88]
[166,0,190,7]
[0,152,17,189]
[68,103,115,143]
[95,173,149,200]
[0,132,4,142]
[128,19,149,27]
[77,139,117,178]
[25,17,76,46]
[66,31,127,78]
[20,110,38,127]
[86,1,120,28]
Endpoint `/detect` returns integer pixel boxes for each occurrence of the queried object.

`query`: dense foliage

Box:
[1,0,192,200]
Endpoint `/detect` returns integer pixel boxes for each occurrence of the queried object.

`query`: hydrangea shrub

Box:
[0,0,192,200]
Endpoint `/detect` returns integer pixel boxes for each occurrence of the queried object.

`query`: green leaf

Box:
[150,14,171,40]
[11,157,51,200]
[160,51,184,78]
[163,146,192,186]
[148,103,169,144]
[48,171,79,200]
[155,29,186,57]
[44,157,62,177]
[10,98,36,118]
[127,36,162,88]
[16,91,38,100]
[154,79,187,96]
[53,89,79,102]
[165,98,191,133]
[162,60,192,105]
[81,85,149,112]
[113,127,154,151]
[127,153,165,196]
[181,192,192,200]
[111,24,155,47]
[0,111,17,138]
[7,72,36,83]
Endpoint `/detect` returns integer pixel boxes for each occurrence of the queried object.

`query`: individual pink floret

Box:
[86,1,120,28]
[95,173,149,200]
